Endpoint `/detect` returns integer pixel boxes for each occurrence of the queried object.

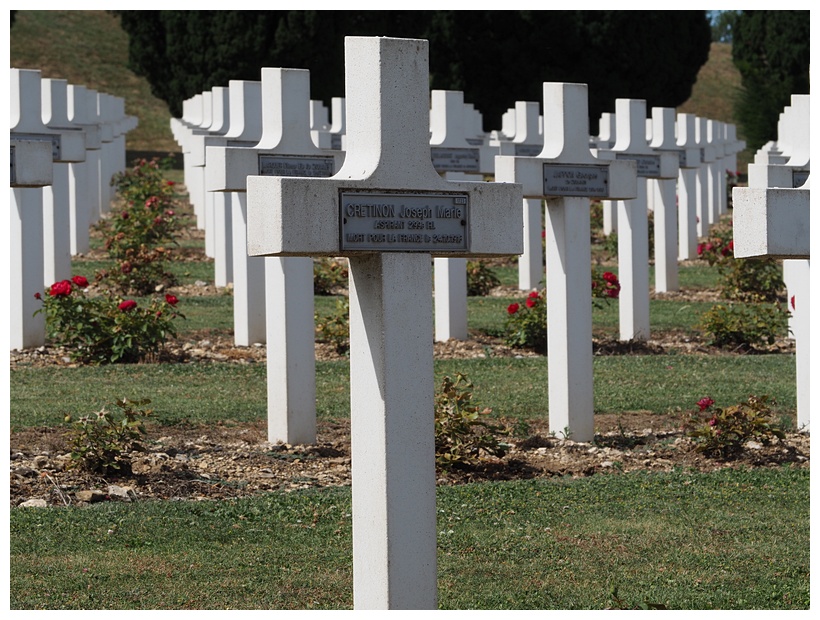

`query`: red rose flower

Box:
[606,288,619,298]
[697,397,715,411]
[165,293,179,306]
[507,303,519,315]
[541,230,546,238]
[525,298,536,308]
[602,271,618,284]
[48,280,72,297]
[121,211,129,220]
[697,243,704,256]
[118,300,137,311]
[166,180,175,186]
[791,295,796,310]
[34,292,42,300]
[165,210,175,217]
[145,196,160,209]
[71,275,89,288]
[708,417,717,427]
[528,290,539,299]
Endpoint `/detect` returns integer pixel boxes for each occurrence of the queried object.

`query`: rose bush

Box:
[504,290,547,352]
[99,157,181,295]
[35,276,185,364]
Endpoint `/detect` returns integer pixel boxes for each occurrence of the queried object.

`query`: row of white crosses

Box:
[597,109,745,250]
[734,93,810,433]
[10,67,137,351]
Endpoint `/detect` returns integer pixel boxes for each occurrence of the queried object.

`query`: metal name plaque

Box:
[430,147,480,173]
[12,132,60,160]
[258,154,335,178]
[340,191,469,252]
[227,139,259,148]
[514,143,542,157]
[615,153,661,177]
[793,169,810,188]
[542,164,609,198]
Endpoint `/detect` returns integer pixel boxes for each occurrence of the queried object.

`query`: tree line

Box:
[114,10,711,135]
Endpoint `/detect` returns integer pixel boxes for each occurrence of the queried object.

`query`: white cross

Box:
[495,82,637,442]
[247,36,522,610]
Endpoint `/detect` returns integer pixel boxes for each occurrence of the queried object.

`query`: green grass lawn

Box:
[10,466,809,609]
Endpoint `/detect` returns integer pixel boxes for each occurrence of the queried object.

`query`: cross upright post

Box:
[247,36,522,610]
[495,82,637,442]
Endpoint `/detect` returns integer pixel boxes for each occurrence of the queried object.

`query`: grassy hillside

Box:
[10,10,177,153]
[11,13,749,169]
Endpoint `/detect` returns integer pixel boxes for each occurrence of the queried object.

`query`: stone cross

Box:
[66,84,101,256]
[11,99,53,351]
[674,113,703,260]
[496,101,547,292]
[247,36,522,610]
[707,119,727,222]
[695,116,717,237]
[596,111,618,236]
[741,93,810,432]
[429,89,483,342]
[206,67,344,445]
[604,99,677,342]
[495,82,636,442]
[41,77,84,284]
[11,68,81,350]
[647,106,685,293]
[733,176,810,432]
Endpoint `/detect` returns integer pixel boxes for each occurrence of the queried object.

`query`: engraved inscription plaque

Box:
[12,133,60,160]
[340,191,469,252]
[430,147,480,173]
[258,154,335,178]
[542,164,609,198]
[615,153,661,177]
[793,169,810,188]
[514,143,542,157]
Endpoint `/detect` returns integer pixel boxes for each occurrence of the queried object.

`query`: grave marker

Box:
[647,106,684,292]
[66,84,101,256]
[733,176,810,432]
[429,89,482,341]
[695,116,717,237]
[605,98,677,341]
[675,113,702,260]
[247,36,522,609]
[41,77,85,284]
[206,67,343,444]
[495,82,636,442]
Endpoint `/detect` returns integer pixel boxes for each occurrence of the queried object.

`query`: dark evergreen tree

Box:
[116,10,711,132]
[732,11,810,150]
